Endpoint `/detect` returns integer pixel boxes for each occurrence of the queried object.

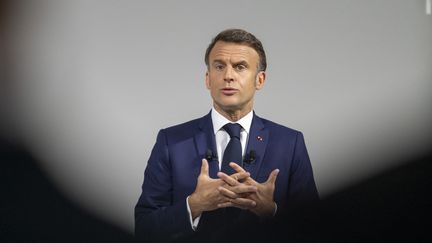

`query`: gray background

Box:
[4,0,432,232]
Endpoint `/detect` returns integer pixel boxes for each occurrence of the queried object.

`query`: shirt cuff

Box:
[186,196,201,231]
[273,202,278,216]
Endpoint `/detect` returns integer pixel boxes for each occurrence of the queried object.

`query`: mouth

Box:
[221,88,238,95]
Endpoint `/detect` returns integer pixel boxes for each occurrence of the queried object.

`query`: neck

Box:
[213,103,253,122]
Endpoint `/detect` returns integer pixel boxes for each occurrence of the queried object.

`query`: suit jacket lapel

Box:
[244,113,269,179]
[194,112,219,179]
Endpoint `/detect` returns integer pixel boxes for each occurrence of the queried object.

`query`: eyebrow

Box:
[212,59,249,67]
[212,59,225,65]
[233,60,249,67]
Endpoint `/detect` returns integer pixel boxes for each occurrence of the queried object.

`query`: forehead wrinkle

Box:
[210,44,258,66]
[213,48,251,59]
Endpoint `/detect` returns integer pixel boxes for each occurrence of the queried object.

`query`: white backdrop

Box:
[5,0,432,232]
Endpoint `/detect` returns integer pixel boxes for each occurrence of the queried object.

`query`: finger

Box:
[219,185,257,198]
[218,186,238,199]
[229,162,246,173]
[200,159,209,176]
[233,171,250,182]
[228,184,257,194]
[218,202,248,210]
[217,199,256,210]
[231,197,257,208]
[217,171,251,185]
[217,201,235,208]
[217,172,238,186]
[266,169,280,184]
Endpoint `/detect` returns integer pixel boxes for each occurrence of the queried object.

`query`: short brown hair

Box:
[204,29,267,72]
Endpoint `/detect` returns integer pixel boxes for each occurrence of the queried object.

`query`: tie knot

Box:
[223,123,242,139]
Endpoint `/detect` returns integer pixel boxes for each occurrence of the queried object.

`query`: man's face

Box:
[206,41,265,114]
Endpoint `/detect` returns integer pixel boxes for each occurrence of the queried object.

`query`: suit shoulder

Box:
[157,116,205,144]
[163,116,202,132]
[259,117,302,137]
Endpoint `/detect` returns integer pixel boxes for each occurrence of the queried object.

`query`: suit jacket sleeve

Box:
[134,129,194,242]
[287,132,319,206]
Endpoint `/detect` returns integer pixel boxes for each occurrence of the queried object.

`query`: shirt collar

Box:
[211,108,253,135]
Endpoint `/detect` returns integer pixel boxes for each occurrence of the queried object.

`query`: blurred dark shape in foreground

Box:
[1,135,431,242]
[275,152,432,243]
[0,138,136,243]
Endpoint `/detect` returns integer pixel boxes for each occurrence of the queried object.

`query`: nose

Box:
[223,66,234,83]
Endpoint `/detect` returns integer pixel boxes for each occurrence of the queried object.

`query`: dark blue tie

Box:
[221,123,242,175]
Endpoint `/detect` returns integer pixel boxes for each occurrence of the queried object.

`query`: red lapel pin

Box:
[257,136,263,141]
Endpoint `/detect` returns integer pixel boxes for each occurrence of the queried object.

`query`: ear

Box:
[205,71,211,90]
[255,71,266,90]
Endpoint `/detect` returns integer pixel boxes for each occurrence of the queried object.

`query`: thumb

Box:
[200,159,209,176]
[266,169,279,185]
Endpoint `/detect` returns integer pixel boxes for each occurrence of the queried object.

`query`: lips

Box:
[221,88,238,95]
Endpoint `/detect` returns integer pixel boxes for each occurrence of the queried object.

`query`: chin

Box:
[218,103,242,112]
[214,97,246,111]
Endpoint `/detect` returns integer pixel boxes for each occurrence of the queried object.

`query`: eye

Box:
[214,63,225,71]
[235,64,247,71]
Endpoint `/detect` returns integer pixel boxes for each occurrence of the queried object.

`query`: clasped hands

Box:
[188,159,279,220]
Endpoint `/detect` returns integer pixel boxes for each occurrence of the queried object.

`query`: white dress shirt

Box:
[186,108,254,230]
[212,108,253,168]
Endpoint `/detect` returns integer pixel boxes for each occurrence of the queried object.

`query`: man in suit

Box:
[135,29,319,242]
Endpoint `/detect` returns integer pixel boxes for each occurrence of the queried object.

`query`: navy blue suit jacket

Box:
[135,112,318,241]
